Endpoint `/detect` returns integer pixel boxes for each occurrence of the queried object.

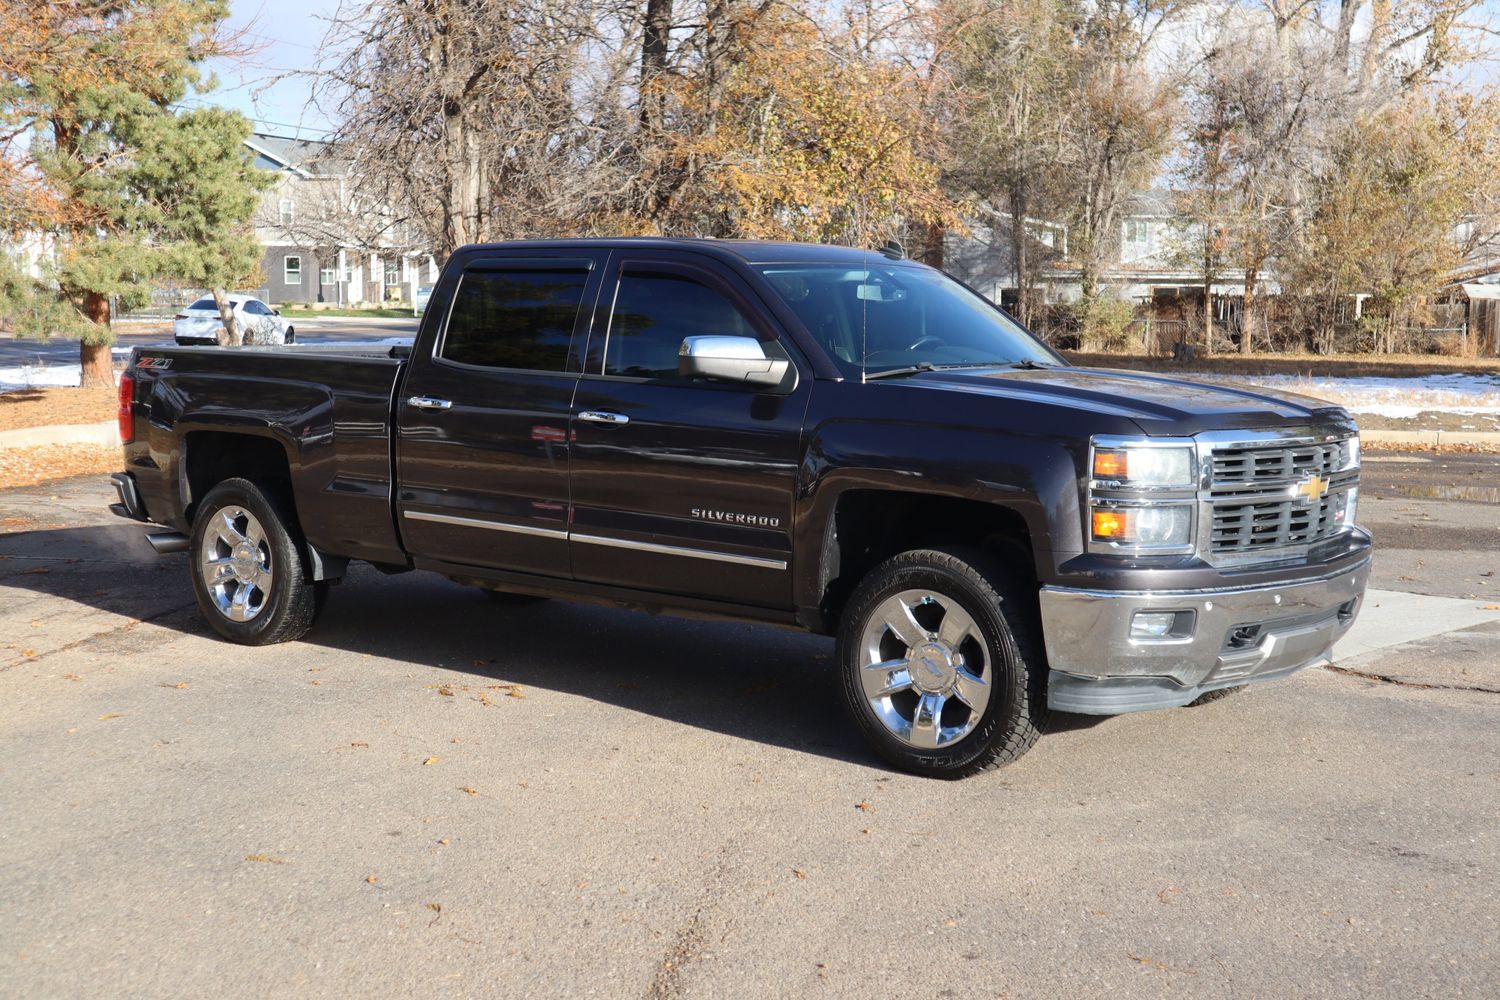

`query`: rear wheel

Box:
[838,547,1046,778]
[189,478,326,645]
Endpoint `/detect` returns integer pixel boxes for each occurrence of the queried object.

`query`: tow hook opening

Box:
[1337,599,1358,625]
[1226,624,1262,650]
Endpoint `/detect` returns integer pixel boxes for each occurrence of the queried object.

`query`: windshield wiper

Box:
[864,362,935,381]
[1004,359,1056,370]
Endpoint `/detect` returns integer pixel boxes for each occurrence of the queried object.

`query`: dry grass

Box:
[0,386,117,431]
[0,444,118,490]
[1062,351,1500,378]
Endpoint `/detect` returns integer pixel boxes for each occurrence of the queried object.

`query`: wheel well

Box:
[819,491,1037,630]
[183,431,294,524]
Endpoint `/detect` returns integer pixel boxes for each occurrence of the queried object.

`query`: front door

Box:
[396,252,604,578]
[567,252,811,608]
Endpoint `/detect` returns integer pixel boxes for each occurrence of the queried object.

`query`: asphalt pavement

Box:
[0,454,1496,998]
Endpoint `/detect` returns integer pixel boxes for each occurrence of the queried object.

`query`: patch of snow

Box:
[1181,371,1500,416]
[0,363,108,393]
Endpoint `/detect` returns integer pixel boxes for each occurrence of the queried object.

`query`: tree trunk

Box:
[640,0,673,131]
[1009,187,1029,326]
[79,292,114,388]
[212,287,243,346]
[1241,263,1258,356]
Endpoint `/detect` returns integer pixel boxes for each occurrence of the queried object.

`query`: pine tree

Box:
[1,0,234,386]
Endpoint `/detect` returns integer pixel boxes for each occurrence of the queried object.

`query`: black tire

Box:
[1188,685,1244,707]
[837,546,1047,778]
[480,588,547,606]
[188,477,326,645]
[284,326,295,344]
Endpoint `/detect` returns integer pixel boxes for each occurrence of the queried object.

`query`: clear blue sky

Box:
[181,0,337,137]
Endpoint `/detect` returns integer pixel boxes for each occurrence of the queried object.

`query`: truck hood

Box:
[904,365,1351,435]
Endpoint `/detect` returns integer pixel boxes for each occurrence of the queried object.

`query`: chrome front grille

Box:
[1211,441,1349,484]
[1205,436,1358,558]
[1210,491,1351,553]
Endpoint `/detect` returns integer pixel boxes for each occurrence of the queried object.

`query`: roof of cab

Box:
[454,237,915,267]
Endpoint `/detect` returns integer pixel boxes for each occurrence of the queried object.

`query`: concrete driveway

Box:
[1,454,1496,998]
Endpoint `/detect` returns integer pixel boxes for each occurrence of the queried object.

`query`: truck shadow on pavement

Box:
[0,524,869,765]
[3,523,1107,765]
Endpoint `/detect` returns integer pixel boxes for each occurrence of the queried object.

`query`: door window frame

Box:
[427,254,606,377]
[584,253,804,388]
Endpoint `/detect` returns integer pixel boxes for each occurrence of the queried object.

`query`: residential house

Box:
[247,132,437,308]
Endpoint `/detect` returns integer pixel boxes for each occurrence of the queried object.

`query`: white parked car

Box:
[173,294,295,346]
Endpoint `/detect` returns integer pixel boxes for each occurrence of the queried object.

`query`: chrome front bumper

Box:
[1039,555,1371,714]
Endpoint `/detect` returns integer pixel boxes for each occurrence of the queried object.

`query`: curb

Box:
[0,421,117,449]
[1360,428,1500,448]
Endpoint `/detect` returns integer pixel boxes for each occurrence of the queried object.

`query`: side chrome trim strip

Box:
[402,510,788,570]
[570,532,788,571]
[403,509,569,540]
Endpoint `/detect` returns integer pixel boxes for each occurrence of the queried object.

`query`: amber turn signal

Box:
[1092,449,1129,479]
[1092,509,1131,541]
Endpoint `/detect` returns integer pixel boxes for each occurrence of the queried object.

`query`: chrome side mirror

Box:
[678,335,790,388]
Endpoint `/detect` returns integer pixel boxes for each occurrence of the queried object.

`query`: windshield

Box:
[754,262,1058,378]
[186,298,218,310]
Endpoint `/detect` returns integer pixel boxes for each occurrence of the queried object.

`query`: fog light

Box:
[1130,610,1194,640]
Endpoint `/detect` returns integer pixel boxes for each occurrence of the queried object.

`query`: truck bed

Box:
[123,343,411,567]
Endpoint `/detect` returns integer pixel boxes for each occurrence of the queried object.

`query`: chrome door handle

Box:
[407,396,452,411]
[578,410,629,426]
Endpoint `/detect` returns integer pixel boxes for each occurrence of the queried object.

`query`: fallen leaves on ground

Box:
[422,756,441,766]
[365,876,379,884]
[245,854,287,865]
[0,385,117,431]
[855,800,874,812]
[97,712,123,720]
[458,786,479,797]
[0,443,119,489]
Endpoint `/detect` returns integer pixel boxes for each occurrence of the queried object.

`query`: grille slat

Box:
[1208,438,1355,555]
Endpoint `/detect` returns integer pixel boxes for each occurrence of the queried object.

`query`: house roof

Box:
[245,132,347,177]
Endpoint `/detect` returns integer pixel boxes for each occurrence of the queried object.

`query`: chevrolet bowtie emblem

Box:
[1292,474,1329,504]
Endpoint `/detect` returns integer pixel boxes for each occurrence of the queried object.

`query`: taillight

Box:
[118,374,135,443]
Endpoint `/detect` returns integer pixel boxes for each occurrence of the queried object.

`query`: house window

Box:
[1125,220,1148,244]
[319,266,336,286]
[284,255,302,284]
[279,199,295,225]
[384,259,400,286]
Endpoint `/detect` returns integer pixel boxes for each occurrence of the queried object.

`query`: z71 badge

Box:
[136,356,172,370]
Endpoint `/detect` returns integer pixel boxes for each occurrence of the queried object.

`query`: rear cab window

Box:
[439,265,591,372]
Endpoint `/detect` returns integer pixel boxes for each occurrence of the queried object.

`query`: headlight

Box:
[1091,504,1193,548]
[1091,445,1196,487]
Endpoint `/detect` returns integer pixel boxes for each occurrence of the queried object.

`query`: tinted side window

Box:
[441,268,587,371]
[605,273,756,379]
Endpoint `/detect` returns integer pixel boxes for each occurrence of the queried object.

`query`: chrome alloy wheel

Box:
[858,589,993,749]
[199,507,272,622]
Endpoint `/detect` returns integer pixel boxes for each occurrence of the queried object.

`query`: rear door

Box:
[396,252,604,578]
[567,251,811,609]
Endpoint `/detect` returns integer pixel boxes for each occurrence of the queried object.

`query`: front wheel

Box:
[284,326,295,344]
[189,478,326,645]
[837,547,1046,778]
